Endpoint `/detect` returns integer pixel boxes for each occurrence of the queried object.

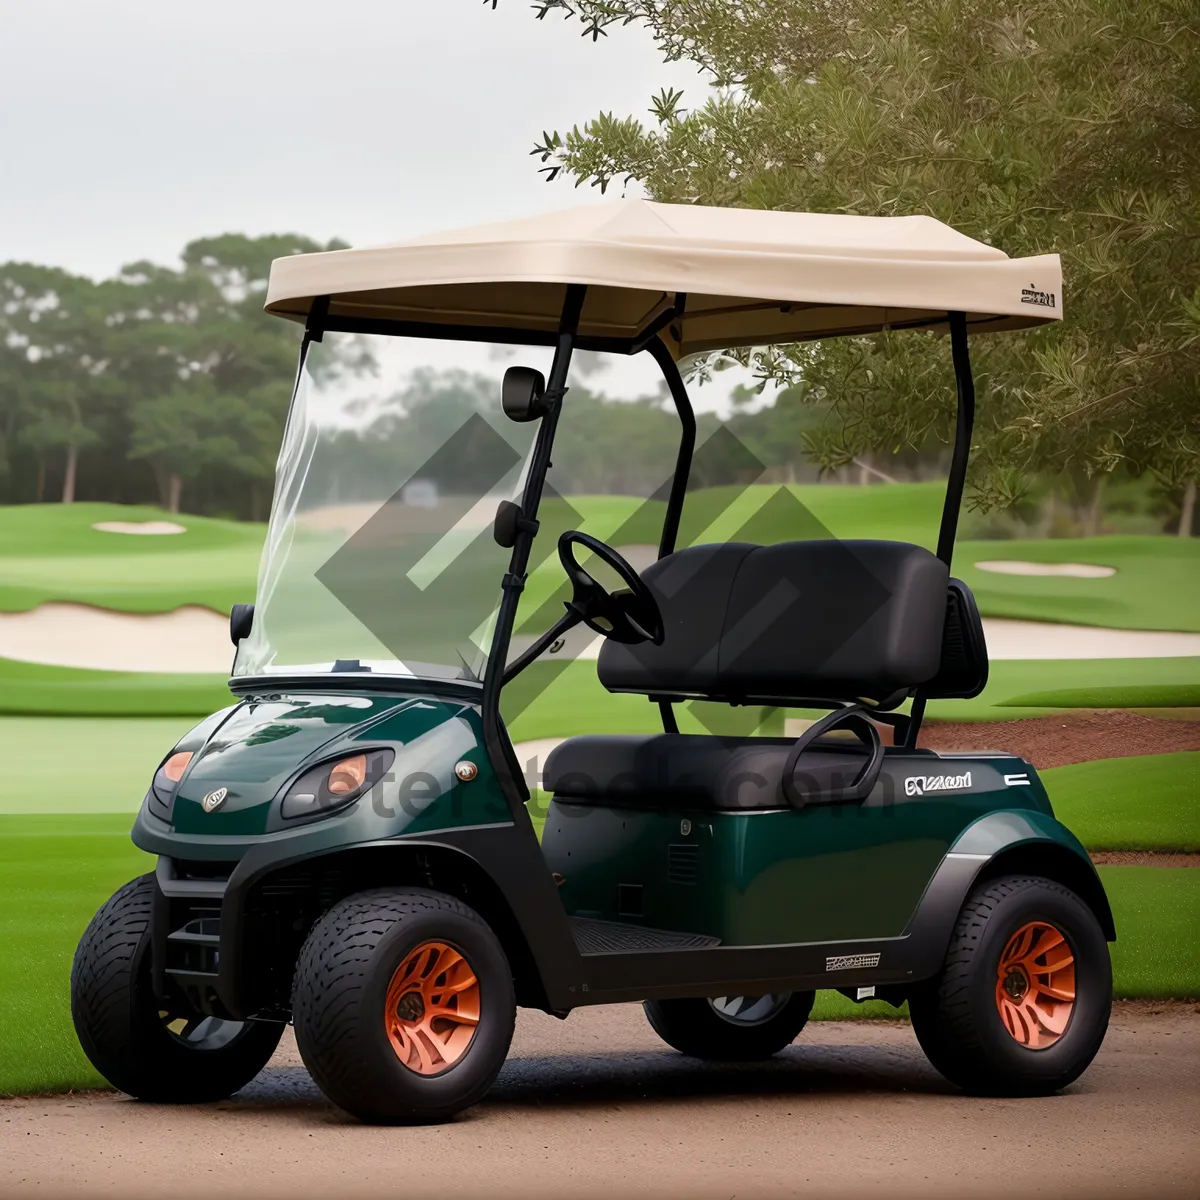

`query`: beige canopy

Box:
[264,201,1062,354]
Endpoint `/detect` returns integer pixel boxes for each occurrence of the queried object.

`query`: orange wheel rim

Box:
[995,921,1076,1050]
[384,941,480,1075]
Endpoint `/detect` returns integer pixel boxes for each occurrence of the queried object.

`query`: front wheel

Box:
[909,874,1112,1096]
[71,874,283,1102]
[644,991,815,1060]
[292,887,516,1124]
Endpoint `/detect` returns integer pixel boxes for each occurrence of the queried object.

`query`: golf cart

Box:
[72,202,1113,1123]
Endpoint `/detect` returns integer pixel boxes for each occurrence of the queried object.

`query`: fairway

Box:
[0,503,264,615]
[3,496,1197,637]
[0,716,198,813]
[1,808,1193,1095]
[1,726,1197,1095]
[0,815,153,1093]
[0,656,234,718]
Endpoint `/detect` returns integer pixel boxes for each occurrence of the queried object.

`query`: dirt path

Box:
[3,1004,1197,1199]
[919,709,1200,768]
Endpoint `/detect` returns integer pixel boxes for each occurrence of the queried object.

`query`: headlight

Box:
[280,749,394,821]
[147,750,194,820]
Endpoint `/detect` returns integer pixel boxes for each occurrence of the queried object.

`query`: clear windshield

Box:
[234,333,549,682]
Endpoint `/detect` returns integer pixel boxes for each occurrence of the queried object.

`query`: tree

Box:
[0,264,122,502]
[499,0,1199,516]
[0,232,356,515]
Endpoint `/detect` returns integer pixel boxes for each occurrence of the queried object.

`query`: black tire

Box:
[292,887,515,1124]
[644,990,815,1060]
[909,874,1112,1096]
[70,874,283,1102]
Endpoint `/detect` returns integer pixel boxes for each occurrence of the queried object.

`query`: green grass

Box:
[1042,753,1200,852]
[5,496,1198,634]
[999,683,1200,710]
[0,816,1192,1093]
[504,657,1200,745]
[0,726,1194,1093]
[0,717,197,814]
[0,502,263,614]
[955,536,1200,634]
[926,657,1200,722]
[0,814,153,1094]
[1102,866,1200,998]
[0,656,235,718]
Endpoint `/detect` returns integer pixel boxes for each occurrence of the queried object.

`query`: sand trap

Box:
[2,601,1197,678]
[976,560,1115,578]
[93,521,187,535]
[982,618,1200,659]
[0,604,230,673]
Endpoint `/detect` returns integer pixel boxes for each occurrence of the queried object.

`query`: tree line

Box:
[0,234,341,519]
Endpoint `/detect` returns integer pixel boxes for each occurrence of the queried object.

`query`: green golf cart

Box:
[72,202,1112,1123]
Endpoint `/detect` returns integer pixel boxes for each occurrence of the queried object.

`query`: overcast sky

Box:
[0,0,698,277]
[0,1,773,411]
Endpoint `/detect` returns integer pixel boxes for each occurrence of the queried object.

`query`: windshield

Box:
[234,333,547,683]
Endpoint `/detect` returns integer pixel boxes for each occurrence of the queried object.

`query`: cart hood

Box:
[168,692,411,836]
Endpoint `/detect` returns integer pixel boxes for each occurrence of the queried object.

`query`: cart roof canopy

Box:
[265,201,1062,354]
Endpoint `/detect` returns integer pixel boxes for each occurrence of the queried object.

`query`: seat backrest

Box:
[921,577,989,699]
[597,539,952,709]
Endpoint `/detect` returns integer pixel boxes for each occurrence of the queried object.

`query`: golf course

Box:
[1,488,1197,1095]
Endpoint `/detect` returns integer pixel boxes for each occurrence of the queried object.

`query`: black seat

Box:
[545,539,988,811]
[597,539,949,707]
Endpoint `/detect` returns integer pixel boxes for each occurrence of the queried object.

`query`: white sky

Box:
[0,0,772,412]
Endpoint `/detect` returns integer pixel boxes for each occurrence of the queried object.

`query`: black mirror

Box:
[230,603,254,646]
[493,500,522,548]
[502,365,547,422]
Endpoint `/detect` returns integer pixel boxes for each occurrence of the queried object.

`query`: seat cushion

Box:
[544,733,877,811]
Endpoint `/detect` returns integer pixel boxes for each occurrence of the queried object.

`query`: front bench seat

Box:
[544,733,906,811]
[543,539,988,810]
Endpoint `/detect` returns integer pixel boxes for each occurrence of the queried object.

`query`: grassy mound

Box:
[1041,753,1200,851]
[0,503,263,614]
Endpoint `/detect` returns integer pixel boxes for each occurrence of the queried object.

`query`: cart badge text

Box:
[202,787,228,813]
[1020,283,1056,308]
[904,772,972,797]
[826,953,881,972]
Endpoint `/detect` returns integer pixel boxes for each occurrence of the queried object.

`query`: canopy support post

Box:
[904,311,976,750]
[482,284,587,808]
[936,311,976,568]
[646,329,696,560]
[646,324,695,737]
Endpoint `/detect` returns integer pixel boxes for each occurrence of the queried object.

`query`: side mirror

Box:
[230,603,254,646]
[502,365,547,422]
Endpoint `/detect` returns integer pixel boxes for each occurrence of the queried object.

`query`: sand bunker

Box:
[0,604,230,673]
[982,618,1200,659]
[93,521,187,535]
[976,560,1115,578]
[2,602,1198,677]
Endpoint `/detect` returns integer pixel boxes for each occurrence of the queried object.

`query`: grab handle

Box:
[781,704,885,808]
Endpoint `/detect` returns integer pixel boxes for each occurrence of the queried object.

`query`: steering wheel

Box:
[558,531,665,646]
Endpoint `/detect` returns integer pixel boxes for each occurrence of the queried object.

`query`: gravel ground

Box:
[2,1003,1197,1200]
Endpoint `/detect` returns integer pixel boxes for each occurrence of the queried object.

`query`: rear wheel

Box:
[644,990,815,1060]
[910,874,1111,1095]
[71,874,283,1102]
[292,887,515,1124]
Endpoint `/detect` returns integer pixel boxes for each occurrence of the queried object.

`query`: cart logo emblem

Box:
[1021,283,1056,308]
[202,787,228,813]
[826,953,881,972]
[905,772,972,797]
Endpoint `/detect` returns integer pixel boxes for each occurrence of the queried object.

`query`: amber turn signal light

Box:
[162,751,193,783]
